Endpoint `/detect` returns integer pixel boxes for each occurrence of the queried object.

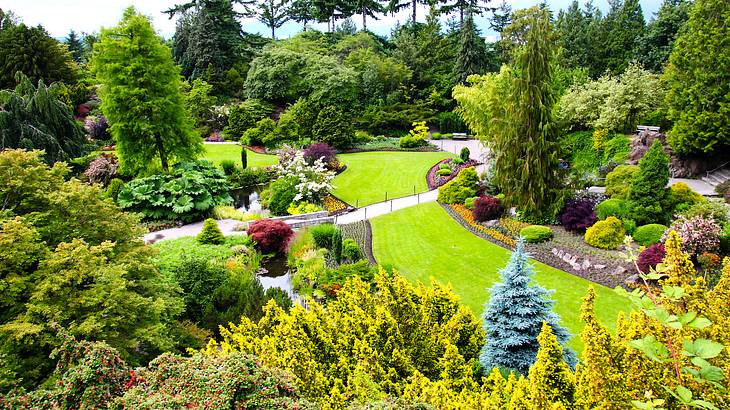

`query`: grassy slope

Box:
[371,202,627,352]
[202,144,278,168]
[332,151,453,207]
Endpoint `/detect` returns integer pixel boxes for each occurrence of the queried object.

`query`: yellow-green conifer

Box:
[528,322,575,408]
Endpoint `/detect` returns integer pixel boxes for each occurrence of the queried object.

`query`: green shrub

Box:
[197,218,225,245]
[519,225,553,244]
[602,134,631,163]
[633,224,667,246]
[267,176,298,216]
[211,206,259,222]
[223,99,275,141]
[679,201,730,226]
[399,135,428,148]
[287,202,321,215]
[311,224,338,250]
[438,167,478,204]
[331,229,343,263]
[342,238,362,261]
[434,111,467,133]
[227,167,272,190]
[436,168,452,176]
[431,132,443,140]
[721,223,730,253]
[242,118,276,146]
[464,196,479,210]
[670,182,705,212]
[460,147,470,162]
[439,163,451,170]
[596,199,629,220]
[584,216,626,249]
[104,178,125,201]
[220,160,236,175]
[605,165,638,199]
[628,140,670,225]
[451,157,465,166]
[623,219,637,235]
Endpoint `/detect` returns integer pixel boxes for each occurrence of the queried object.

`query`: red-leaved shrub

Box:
[248,219,294,254]
[472,195,504,222]
[303,143,337,167]
[637,243,665,273]
[559,199,598,232]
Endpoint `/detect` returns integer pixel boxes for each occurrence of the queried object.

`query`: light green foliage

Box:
[520,225,553,244]
[664,0,729,155]
[0,23,77,89]
[399,121,429,148]
[267,176,299,216]
[243,117,276,147]
[104,178,125,201]
[605,165,639,199]
[584,216,626,250]
[197,218,225,245]
[311,224,339,250]
[91,7,202,174]
[203,145,278,167]
[223,99,275,141]
[343,46,412,104]
[628,140,670,225]
[341,238,362,262]
[0,74,87,164]
[152,235,251,276]
[464,196,478,210]
[436,168,451,177]
[596,198,630,220]
[679,201,730,226]
[670,181,705,212]
[185,78,217,135]
[438,167,478,204]
[287,202,321,215]
[558,131,630,179]
[633,224,667,246]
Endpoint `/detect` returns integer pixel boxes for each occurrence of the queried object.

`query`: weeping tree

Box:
[92,7,202,174]
[454,7,564,221]
[0,73,87,164]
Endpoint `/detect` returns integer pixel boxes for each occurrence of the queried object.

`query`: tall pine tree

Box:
[637,0,690,72]
[64,30,85,64]
[353,0,385,30]
[453,13,487,83]
[258,0,291,38]
[597,0,645,74]
[555,1,589,68]
[92,7,202,174]
[480,238,576,375]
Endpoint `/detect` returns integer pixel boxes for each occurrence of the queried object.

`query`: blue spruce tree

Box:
[480,238,577,374]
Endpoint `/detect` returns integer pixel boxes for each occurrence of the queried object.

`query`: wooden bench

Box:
[636,125,660,133]
[452,132,468,140]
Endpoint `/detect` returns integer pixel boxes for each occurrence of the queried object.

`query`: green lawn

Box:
[332,151,453,207]
[371,202,628,352]
[202,144,278,168]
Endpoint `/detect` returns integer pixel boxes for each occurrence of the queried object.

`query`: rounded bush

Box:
[637,243,665,274]
[559,199,598,232]
[472,195,504,222]
[311,224,338,250]
[267,176,298,216]
[248,219,294,254]
[105,178,125,201]
[342,238,362,261]
[666,215,721,255]
[584,217,626,250]
[670,182,705,211]
[520,225,553,244]
[605,164,638,199]
[464,196,479,210]
[438,167,478,204]
[633,224,668,246]
[197,218,225,245]
[436,168,452,176]
[460,147,470,162]
[439,163,451,170]
[596,199,629,220]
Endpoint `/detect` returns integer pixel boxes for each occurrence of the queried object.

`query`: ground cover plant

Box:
[331,151,452,206]
[370,202,627,352]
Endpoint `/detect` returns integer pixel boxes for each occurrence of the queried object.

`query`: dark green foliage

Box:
[0,74,88,164]
[64,30,86,64]
[454,14,488,83]
[241,146,248,169]
[117,161,232,222]
[220,159,237,175]
[267,176,299,216]
[185,79,217,135]
[171,255,228,325]
[438,167,478,204]
[633,224,668,246]
[91,7,202,174]
[212,267,268,325]
[434,111,467,134]
[596,0,645,75]
[264,287,293,311]
[104,178,125,201]
[228,167,273,189]
[311,224,339,250]
[312,105,354,148]
[197,218,225,244]
[596,198,630,220]
[341,238,362,261]
[519,225,553,244]
[628,140,670,225]
[223,99,275,141]
[0,24,78,89]
[637,0,691,72]
[555,0,592,69]
[331,229,343,263]
[460,147,470,162]
[664,0,729,155]
[258,0,291,39]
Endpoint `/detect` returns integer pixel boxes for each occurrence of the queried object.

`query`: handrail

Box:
[706,161,730,177]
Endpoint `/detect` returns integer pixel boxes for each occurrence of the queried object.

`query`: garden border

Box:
[339,219,377,265]
[426,158,482,190]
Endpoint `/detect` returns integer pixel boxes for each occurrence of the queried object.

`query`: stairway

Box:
[701,167,730,189]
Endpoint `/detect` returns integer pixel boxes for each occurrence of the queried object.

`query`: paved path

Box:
[335,189,438,224]
[144,219,244,243]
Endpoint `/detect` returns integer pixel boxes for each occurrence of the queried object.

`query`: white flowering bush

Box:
[276,152,335,203]
[663,215,721,255]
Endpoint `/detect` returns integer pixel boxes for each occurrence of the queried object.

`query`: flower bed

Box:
[427,158,482,189]
[339,220,377,265]
[445,204,516,248]
[323,194,351,215]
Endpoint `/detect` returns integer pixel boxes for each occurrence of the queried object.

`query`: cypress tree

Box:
[241,146,248,169]
[331,228,343,263]
[628,140,669,225]
[527,322,575,408]
[454,13,487,83]
[92,7,202,174]
[480,238,576,375]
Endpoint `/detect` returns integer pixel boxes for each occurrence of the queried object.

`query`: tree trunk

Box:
[460,8,464,27]
[412,0,417,23]
[271,25,275,39]
[363,11,367,30]
[155,135,168,172]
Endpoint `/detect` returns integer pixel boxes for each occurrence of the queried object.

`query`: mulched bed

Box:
[339,220,377,265]
[441,202,631,288]
[246,145,268,154]
[427,158,482,189]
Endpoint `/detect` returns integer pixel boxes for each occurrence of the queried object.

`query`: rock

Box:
[484,220,499,228]
[613,266,627,276]
[582,259,591,270]
[594,264,606,270]
[625,274,641,286]
[552,248,559,256]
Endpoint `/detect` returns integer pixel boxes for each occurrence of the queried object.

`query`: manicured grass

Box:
[371,202,628,352]
[332,151,453,207]
[202,144,278,168]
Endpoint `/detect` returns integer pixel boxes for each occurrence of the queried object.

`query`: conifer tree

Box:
[92,7,202,174]
[628,140,669,225]
[637,0,690,72]
[453,13,487,83]
[353,0,385,30]
[289,0,317,29]
[528,322,575,408]
[480,238,576,375]
[596,0,646,74]
[664,0,729,155]
[507,376,530,409]
[241,147,248,169]
[555,0,590,68]
[258,0,291,39]
[64,30,85,64]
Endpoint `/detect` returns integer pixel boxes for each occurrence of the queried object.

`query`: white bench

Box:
[452,132,468,140]
[637,125,660,133]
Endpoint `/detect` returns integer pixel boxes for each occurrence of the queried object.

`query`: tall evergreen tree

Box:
[92,7,202,174]
[0,24,78,89]
[488,0,511,63]
[353,0,385,30]
[628,140,670,225]
[453,13,487,83]
[438,0,485,26]
[258,0,291,38]
[0,73,87,164]
[597,0,646,74]
[480,238,576,375]
[289,0,317,29]
[387,0,428,23]
[637,0,690,72]
[555,1,589,68]
[64,30,85,64]
[664,0,729,155]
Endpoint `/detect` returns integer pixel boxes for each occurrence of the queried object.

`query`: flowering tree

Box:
[276,151,334,203]
[664,215,721,255]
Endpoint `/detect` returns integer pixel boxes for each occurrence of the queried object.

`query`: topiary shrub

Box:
[520,225,553,243]
[460,147,470,162]
[558,199,598,232]
[197,218,225,245]
[605,164,638,199]
[267,176,299,216]
[104,178,125,201]
[670,181,705,212]
[596,199,629,220]
[473,195,504,222]
[248,219,294,254]
[633,224,667,246]
[637,243,665,273]
[220,159,236,175]
[241,147,247,169]
[438,167,478,204]
[342,238,361,262]
[311,224,338,250]
[584,217,626,250]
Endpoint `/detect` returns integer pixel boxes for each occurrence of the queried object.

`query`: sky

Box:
[4,0,662,41]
